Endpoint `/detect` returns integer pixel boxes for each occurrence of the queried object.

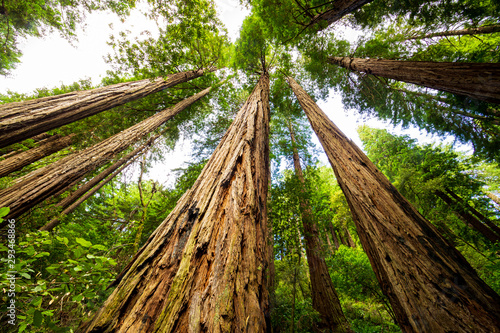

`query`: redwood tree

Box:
[0,87,212,222]
[287,76,500,332]
[0,68,214,149]
[0,133,75,178]
[288,120,352,332]
[328,57,500,103]
[81,73,271,332]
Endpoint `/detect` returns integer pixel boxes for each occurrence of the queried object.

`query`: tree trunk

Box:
[487,191,500,206]
[344,229,356,248]
[329,223,341,250]
[434,190,500,243]
[41,157,136,232]
[0,87,212,223]
[288,121,351,332]
[311,0,373,30]
[80,73,271,333]
[408,25,500,40]
[0,68,214,149]
[39,131,164,231]
[0,133,75,178]
[287,76,500,333]
[328,56,500,103]
[445,188,500,237]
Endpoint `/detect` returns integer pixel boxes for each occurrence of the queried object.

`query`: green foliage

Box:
[0,0,135,75]
[0,231,117,332]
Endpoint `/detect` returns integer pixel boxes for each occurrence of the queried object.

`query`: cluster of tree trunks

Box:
[0,133,75,178]
[435,189,500,243]
[0,68,213,149]
[328,56,500,103]
[287,76,500,332]
[0,87,212,224]
[288,121,352,332]
[39,130,166,231]
[81,73,271,333]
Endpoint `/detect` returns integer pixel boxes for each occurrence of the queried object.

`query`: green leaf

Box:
[0,207,9,218]
[33,310,43,327]
[76,237,92,247]
[20,272,31,279]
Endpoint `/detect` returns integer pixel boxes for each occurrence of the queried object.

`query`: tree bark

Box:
[0,68,214,149]
[0,87,211,223]
[80,73,271,333]
[487,191,500,206]
[288,121,352,332]
[311,0,373,30]
[328,56,500,103]
[434,190,500,243]
[41,157,136,232]
[0,133,75,178]
[287,76,500,333]
[329,223,341,251]
[445,188,500,237]
[408,25,500,40]
[39,131,164,231]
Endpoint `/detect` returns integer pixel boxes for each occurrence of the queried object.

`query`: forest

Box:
[0,0,500,332]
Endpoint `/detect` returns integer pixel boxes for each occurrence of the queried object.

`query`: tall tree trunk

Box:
[41,157,137,232]
[287,76,500,333]
[344,229,356,248]
[39,131,164,231]
[487,191,500,206]
[0,87,211,223]
[445,188,500,237]
[434,190,500,243]
[288,121,351,332]
[0,68,214,149]
[408,24,500,40]
[80,73,271,333]
[328,57,500,103]
[0,133,75,178]
[311,0,373,30]
[329,223,341,251]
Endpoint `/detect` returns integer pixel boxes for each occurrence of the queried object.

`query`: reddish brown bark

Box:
[39,131,164,231]
[0,68,214,149]
[329,223,341,251]
[288,121,351,332]
[0,87,211,222]
[311,0,373,30]
[408,24,500,40]
[435,190,500,243]
[287,75,500,333]
[0,134,75,178]
[81,74,271,333]
[328,56,500,103]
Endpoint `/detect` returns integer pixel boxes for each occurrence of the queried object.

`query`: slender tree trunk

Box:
[288,121,351,332]
[344,229,356,248]
[328,56,500,103]
[329,223,341,250]
[434,190,500,243]
[408,25,500,40]
[0,133,75,178]
[41,157,136,232]
[445,188,500,237]
[0,87,211,223]
[487,191,500,206]
[80,74,271,333]
[0,68,214,149]
[39,131,164,231]
[287,76,500,333]
[311,0,373,30]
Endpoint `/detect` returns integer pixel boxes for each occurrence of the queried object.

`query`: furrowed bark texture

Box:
[0,134,75,178]
[287,76,500,333]
[81,74,271,333]
[328,57,500,103]
[39,131,164,231]
[41,157,137,232]
[0,68,213,149]
[408,25,500,40]
[289,122,351,332]
[312,0,373,29]
[0,87,211,222]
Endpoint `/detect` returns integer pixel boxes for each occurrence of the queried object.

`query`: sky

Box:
[0,1,464,186]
